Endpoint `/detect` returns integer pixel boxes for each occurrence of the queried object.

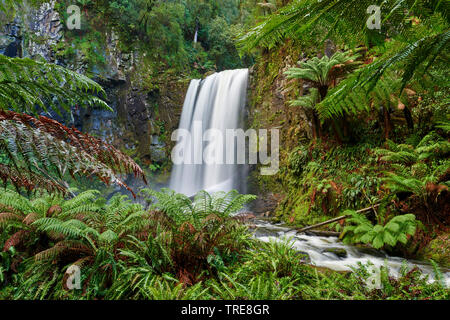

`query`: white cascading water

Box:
[253,220,450,286]
[170,69,249,196]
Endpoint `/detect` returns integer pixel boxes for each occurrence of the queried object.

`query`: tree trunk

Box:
[403,106,414,131]
[342,112,349,140]
[383,105,392,140]
[312,111,321,140]
[332,118,343,144]
[316,85,329,140]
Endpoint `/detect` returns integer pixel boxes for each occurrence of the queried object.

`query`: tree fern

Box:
[375,140,418,165]
[142,189,257,228]
[285,50,361,139]
[376,133,449,220]
[342,210,418,249]
[241,0,449,104]
[0,111,146,196]
[313,32,449,119]
[240,0,448,50]
[285,50,361,92]
[376,133,450,165]
[0,189,100,252]
[0,55,110,115]
[289,88,319,109]
[316,70,408,120]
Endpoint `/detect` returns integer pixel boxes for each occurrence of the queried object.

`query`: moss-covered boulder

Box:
[421,233,450,268]
[322,248,348,259]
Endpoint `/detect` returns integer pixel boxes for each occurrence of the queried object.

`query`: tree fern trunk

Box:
[312,111,321,140]
[403,106,414,131]
[342,112,350,139]
[383,105,392,140]
[317,86,329,140]
[332,118,343,144]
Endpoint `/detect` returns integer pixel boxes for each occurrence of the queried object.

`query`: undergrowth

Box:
[0,189,447,300]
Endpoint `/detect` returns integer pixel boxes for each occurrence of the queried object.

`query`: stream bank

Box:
[249,219,450,287]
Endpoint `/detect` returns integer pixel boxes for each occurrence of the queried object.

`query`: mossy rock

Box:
[322,247,348,259]
[421,233,450,268]
[295,251,311,264]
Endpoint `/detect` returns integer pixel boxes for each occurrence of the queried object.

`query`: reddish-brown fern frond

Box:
[0,204,20,214]
[47,205,62,217]
[34,245,67,261]
[0,164,67,195]
[0,212,23,226]
[34,240,92,261]
[22,212,39,226]
[0,110,147,197]
[0,111,146,182]
[3,230,30,251]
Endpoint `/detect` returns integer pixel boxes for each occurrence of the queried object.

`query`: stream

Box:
[251,219,450,287]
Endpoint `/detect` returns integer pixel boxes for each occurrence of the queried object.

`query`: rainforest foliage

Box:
[0,189,447,300]
[50,0,262,79]
[245,0,448,263]
[0,0,449,300]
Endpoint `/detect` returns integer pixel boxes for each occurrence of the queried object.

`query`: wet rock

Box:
[150,140,167,164]
[295,251,311,264]
[1,2,189,175]
[249,193,282,216]
[357,247,387,258]
[3,39,21,57]
[234,212,256,222]
[253,228,279,238]
[0,19,23,57]
[305,230,341,237]
[28,1,62,61]
[322,248,348,259]
[324,39,336,58]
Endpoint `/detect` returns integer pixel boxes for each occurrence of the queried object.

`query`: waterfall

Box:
[193,28,198,43]
[170,69,249,196]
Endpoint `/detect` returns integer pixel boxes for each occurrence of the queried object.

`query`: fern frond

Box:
[289,88,319,109]
[285,50,360,87]
[435,119,450,132]
[143,189,256,228]
[3,230,31,251]
[0,190,34,213]
[0,212,24,229]
[0,111,146,196]
[33,218,100,242]
[343,211,418,249]
[0,55,110,115]
[239,0,449,51]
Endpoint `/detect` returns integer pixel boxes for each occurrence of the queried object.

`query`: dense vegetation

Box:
[0,0,449,300]
[247,0,449,265]
[1,189,447,300]
[50,0,261,79]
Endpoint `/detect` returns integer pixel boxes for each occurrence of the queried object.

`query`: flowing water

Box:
[170,69,249,196]
[171,69,449,287]
[253,219,450,286]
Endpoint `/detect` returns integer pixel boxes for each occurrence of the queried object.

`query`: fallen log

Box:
[305,230,341,237]
[296,204,380,233]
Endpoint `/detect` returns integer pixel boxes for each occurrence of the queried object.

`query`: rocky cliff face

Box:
[245,41,309,213]
[0,1,187,178]
[246,40,336,214]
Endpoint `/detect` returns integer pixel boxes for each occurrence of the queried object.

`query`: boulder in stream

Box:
[322,248,348,259]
